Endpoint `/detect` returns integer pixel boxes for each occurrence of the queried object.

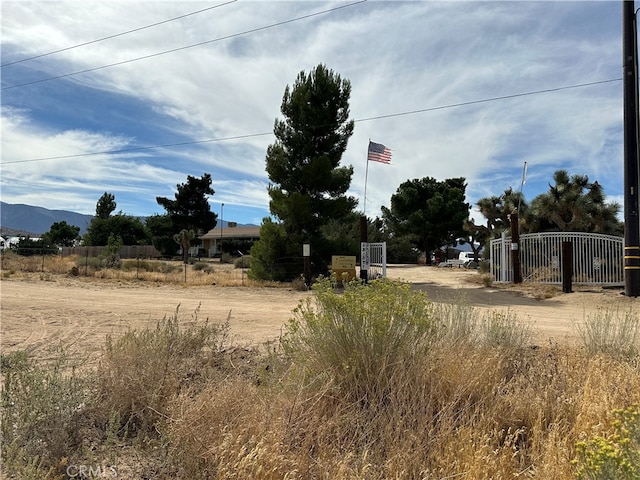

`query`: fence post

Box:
[562,241,573,293]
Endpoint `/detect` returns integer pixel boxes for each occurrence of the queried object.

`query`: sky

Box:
[0,0,627,227]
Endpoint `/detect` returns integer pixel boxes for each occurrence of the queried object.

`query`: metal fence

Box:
[361,242,387,279]
[490,232,624,286]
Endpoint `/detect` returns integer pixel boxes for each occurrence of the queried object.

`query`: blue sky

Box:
[1,1,625,227]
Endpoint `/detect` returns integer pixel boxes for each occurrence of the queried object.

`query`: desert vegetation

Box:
[0,251,260,287]
[1,276,639,479]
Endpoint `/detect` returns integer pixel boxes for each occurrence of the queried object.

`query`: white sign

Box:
[360,242,370,270]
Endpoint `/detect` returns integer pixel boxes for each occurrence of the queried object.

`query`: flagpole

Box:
[517,161,527,216]
[361,140,371,283]
[363,139,370,217]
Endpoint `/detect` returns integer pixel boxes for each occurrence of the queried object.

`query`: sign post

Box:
[303,243,311,286]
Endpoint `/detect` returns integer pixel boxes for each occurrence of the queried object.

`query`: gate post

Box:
[360,216,368,283]
[562,241,573,293]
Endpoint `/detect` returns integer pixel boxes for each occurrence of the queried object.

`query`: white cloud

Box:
[1,1,626,224]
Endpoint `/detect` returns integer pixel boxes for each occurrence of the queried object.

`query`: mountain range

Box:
[1,202,94,236]
[0,202,250,237]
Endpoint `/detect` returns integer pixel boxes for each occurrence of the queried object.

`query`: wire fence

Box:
[0,249,256,286]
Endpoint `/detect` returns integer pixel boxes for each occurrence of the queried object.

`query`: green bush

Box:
[192,261,214,273]
[574,404,640,479]
[284,277,437,407]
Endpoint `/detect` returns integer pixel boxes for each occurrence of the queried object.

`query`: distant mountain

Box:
[0,202,256,237]
[0,202,94,236]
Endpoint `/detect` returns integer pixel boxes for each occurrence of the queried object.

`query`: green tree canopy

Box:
[381,177,469,263]
[145,214,179,257]
[42,221,81,247]
[524,170,622,235]
[84,214,150,246]
[252,64,357,280]
[156,173,217,236]
[84,194,150,246]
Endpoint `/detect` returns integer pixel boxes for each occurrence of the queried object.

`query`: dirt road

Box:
[1,265,636,363]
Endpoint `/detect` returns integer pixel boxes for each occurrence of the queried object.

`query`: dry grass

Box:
[162,345,640,479]
[2,265,640,479]
[1,252,276,287]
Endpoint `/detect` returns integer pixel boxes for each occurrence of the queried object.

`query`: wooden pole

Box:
[623,1,640,296]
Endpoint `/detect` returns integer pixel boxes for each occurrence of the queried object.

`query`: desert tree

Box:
[476,187,527,237]
[524,170,622,235]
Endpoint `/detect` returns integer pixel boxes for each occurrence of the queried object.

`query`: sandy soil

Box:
[1,265,637,364]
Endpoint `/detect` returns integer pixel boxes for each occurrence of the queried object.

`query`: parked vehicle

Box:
[458,251,480,269]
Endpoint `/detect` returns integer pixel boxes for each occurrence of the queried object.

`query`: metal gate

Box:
[490,232,623,285]
[361,242,387,279]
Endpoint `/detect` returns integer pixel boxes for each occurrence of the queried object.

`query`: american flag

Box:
[367,141,392,164]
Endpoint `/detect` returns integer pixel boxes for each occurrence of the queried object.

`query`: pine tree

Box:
[252,64,356,280]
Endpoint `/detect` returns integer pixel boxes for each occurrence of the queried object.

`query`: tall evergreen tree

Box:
[252,64,356,280]
[95,192,116,219]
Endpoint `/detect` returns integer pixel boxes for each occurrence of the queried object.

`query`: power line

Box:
[1,78,621,165]
[355,78,622,123]
[0,1,237,68]
[1,0,367,91]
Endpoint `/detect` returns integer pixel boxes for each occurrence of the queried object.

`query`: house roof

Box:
[200,225,261,240]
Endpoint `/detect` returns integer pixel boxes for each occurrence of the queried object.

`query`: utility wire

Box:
[0,1,237,68]
[1,0,367,91]
[355,78,622,122]
[1,78,621,165]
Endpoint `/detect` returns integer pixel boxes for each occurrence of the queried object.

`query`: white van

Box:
[458,252,476,262]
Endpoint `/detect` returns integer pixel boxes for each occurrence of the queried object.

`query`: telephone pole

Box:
[623,0,640,296]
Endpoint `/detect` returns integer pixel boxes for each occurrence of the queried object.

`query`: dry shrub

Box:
[576,307,640,360]
[1,348,91,480]
[161,341,640,479]
[89,292,640,478]
[96,306,231,436]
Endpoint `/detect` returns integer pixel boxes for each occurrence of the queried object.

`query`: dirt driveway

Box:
[1,265,637,364]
